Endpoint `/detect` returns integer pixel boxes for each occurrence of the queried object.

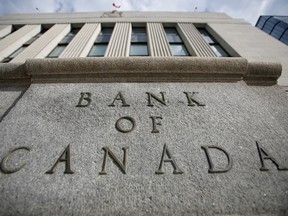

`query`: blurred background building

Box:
[256,15,288,46]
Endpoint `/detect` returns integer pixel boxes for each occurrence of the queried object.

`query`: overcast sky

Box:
[0,0,287,25]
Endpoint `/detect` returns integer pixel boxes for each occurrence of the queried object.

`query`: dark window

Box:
[262,18,281,34]
[256,16,271,29]
[88,27,113,57]
[198,28,229,57]
[47,28,80,58]
[165,28,189,56]
[274,16,288,23]
[271,22,288,39]
[58,28,80,45]
[24,28,48,45]
[130,44,148,56]
[165,28,183,43]
[130,27,148,56]
[47,45,66,58]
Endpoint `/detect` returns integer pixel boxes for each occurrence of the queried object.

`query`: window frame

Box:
[164,27,190,56]
[88,27,113,57]
[47,27,81,58]
[129,26,149,57]
[198,28,229,57]
[47,45,67,58]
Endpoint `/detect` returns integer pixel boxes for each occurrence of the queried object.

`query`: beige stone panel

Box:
[147,22,171,56]
[11,24,71,63]
[278,69,288,86]
[177,23,216,57]
[0,25,12,38]
[0,87,27,121]
[106,22,131,57]
[207,23,288,86]
[0,12,247,25]
[60,23,101,58]
[0,25,41,61]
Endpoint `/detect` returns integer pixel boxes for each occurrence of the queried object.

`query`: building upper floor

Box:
[0,12,288,86]
[0,11,242,64]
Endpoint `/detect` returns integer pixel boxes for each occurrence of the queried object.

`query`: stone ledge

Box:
[26,57,247,83]
[25,57,247,75]
[244,62,282,86]
[0,57,282,86]
[0,63,30,87]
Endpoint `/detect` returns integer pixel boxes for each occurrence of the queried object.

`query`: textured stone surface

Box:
[0,63,30,86]
[208,23,288,86]
[25,57,248,83]
[0,57,282,86]
[26,57,247,75]
[0,82,288,215]
[1,58,282,86]
[0,87,26,121]
[244,61,282,86]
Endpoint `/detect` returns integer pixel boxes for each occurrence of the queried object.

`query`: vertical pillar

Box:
[106,23,131,57]
[177,23,216,57]
[147,23,171,57]
[60,23,101,58]
[0,25,41,61]
[11,24,70,63]
[0,25,12,38]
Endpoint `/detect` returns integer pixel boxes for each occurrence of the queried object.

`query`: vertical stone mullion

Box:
[124,23,132,57]
[60,23,101,58]
[11,24,71,63]
[106,22,131,57]
[177,23,216,57]
[147,23,171,57]
[0,25,41,61]
[105,24,117,57]
[0,25,12,38]
[114,23,124,56]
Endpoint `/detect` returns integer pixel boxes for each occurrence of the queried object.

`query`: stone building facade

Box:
[0,12,288,215]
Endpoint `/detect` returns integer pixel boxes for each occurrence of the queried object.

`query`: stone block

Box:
[0,82,287,215]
